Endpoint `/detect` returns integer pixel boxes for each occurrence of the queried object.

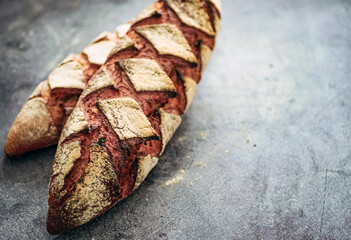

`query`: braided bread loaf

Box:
[47,0,221,234]
[4,30,125,156]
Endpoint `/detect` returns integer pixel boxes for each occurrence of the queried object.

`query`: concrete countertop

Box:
[0,0,350,239]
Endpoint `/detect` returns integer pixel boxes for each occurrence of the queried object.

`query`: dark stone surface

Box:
[1,0,351,239]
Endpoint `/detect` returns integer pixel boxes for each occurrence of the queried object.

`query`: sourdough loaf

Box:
[4,31,119,156]
[47,0,221,234]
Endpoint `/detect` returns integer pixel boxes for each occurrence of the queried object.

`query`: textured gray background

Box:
[1,0,351,239]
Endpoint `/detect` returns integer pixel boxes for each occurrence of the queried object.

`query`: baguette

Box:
[4,31,120,157]
[47,0,221,234]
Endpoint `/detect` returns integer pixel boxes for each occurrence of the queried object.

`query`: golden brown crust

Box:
[80,69,114,98]
[48,60,85,90]
[117,58,176,92]
[28,80,46,99]
[47,144,118,234]
[4,98,60,157]
[107,36,135,59]
[82,40,116,65]
[133,154,159,190]
[115,22,132,38]
[165,0,215,36]
[209,0,222,14]
[97,97,158,140]
[135,24,197,63]
[183,77,198,112]
[158,108,182,153]
[213,8,221,33]
[200,44,212,72]
[51,140,82,194]
[59,107,89,143]
[134,4,159,23]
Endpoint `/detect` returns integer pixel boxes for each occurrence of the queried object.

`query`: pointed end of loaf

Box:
[46,143,120,234]
[46,205,74,235]
[4,98,60,157]
[47,202,85,235]
[46,205,83,235]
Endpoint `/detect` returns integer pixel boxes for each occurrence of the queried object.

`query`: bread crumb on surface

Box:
[194,176,202,181]
[165,169,185,186]
[177,136,186,142]
[195,161,206,167]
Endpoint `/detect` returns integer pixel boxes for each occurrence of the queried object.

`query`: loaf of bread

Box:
[47,0,221,234]
[4,30,123,156]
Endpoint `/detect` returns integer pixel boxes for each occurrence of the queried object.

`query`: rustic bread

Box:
[46,0,221,234]
[4,5,185,157]
[4,31,119,157]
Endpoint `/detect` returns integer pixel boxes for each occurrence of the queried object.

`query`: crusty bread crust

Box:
[47,0,221,234]
[5,98,60,157]
[5,32,119,157]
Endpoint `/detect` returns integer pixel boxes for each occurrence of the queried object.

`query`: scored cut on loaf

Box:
[3,18,151,157]
[47,0,221,234]
[4,4,178,157]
